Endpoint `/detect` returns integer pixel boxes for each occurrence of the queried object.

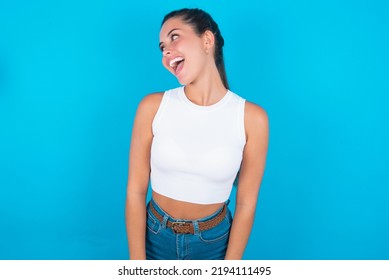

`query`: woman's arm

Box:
[224,101,269,260]
[125,93,163,260]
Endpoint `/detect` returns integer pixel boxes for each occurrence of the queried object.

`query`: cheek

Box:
[161,57,167,68]
[161,57,175,75]
[161,57,171,72]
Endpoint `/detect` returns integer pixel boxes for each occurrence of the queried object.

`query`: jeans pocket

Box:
[146,212,161,235]
[199,216,231,243]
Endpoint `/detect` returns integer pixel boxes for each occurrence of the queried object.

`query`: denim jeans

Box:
[146,198,232,260]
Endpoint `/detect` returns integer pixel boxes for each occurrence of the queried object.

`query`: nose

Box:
[163,47,172,57]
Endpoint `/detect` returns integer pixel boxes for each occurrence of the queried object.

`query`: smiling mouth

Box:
[169,57,185,74]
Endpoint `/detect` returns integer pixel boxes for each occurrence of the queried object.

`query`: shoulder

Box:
[230,91,268,125]
[138,92,164,111]
[244,101,268,126]
[133,92,165,126]
[135,92,164,116]
[243,101,269,140]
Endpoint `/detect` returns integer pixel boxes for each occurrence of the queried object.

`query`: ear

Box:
[202,30,215,53]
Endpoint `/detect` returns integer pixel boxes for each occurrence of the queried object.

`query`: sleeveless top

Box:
[150,86,246,204]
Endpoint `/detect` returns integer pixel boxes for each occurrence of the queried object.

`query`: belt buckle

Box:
[172,222,188,234]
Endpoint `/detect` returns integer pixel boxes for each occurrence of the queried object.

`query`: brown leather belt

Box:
[149,202,227,234]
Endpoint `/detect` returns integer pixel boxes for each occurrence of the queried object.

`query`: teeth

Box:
[169,57,184,68]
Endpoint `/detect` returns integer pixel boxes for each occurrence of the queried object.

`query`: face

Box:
[159,17,212,85]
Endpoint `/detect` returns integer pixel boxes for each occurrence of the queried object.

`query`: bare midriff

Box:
[152,191,225,220]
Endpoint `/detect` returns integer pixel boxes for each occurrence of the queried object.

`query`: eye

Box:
[159,33,179,52]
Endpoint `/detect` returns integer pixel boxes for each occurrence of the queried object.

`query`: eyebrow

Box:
[159,28,181,49]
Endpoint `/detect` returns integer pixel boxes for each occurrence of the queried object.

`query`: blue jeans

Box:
[146,198,232,260]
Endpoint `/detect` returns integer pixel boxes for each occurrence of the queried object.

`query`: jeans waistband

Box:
[148,197,229,224]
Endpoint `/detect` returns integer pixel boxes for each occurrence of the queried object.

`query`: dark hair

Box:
[161,8,229,89]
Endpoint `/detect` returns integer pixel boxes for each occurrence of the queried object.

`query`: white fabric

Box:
[150,86,246,204]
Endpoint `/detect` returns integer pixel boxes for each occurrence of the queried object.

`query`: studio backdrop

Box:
[0,0,388,259]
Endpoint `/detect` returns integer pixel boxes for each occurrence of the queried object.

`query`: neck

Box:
[184,62,227,106]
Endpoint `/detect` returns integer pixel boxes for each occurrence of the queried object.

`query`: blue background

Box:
[0,0,388,259]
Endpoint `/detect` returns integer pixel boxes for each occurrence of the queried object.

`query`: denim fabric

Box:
[145,198,232,260]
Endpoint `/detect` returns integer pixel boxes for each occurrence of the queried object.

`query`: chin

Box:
[176,73,195,86]
[176,76,189,86]
[177,79,187,85]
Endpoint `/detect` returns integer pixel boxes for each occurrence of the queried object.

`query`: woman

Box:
[125,8,269,260]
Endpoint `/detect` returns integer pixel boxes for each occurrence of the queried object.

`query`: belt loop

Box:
[192,220,200,235]
[161,214,169,229]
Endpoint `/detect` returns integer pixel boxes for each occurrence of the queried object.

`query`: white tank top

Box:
[150,86,246,204]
